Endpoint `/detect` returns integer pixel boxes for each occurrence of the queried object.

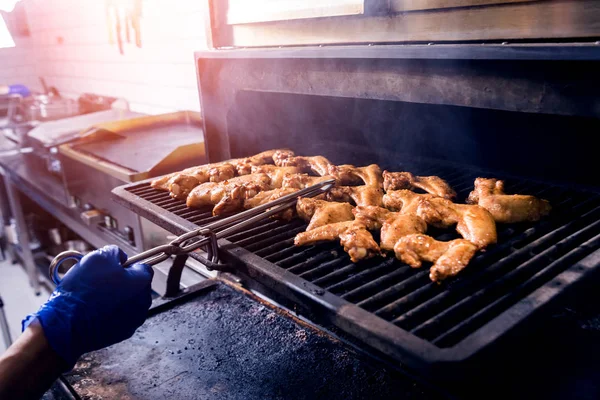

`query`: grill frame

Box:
[112,167,600,376]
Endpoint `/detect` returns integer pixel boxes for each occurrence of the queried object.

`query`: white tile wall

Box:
[1,0,207,114]
[0,42,40,90]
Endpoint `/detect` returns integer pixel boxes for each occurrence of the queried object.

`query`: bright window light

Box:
[0,18,15,48]
[0,0,19,12]
[0,0,19,48]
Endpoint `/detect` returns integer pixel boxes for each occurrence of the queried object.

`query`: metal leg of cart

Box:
[3,175,41,295]
[0,174,17,264]
[0,294,12,347]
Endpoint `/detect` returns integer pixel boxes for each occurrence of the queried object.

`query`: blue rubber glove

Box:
[8,84,31,97]
[22,245,153,370]
[0,84,30,97]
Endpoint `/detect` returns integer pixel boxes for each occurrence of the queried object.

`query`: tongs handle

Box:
[49,242,188,285]
[48,247,167,285]
[49,250,84,285]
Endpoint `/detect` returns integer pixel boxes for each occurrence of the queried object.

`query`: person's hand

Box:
[22,245,154,370]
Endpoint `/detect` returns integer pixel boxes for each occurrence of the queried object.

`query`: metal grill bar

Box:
[432,233,600,347]
[359,272,431,310]
[277,244,337,269]
[341,266,417,302]
[226,220,287,242]
[411,221,600,342]
[384,205,600,325]
[236,224,304,250]
[325,259,396,294]
[335,200,598,323]
[301,259,353,284]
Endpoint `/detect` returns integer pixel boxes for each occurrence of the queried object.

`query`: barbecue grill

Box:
[114,45,600,381]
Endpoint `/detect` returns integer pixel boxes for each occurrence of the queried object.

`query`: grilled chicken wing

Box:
[209,163,237,182]
[152,166,209,192]
[272,149,298,167]
[243,188,298,209]
[167,164,238,200]
[467,178,551,223]
[353,206,427,251]
[275,155,333,176]
[327,185,384,207]
[383,171,456,200]
[151,149,292,192]
[294,221,380,262]
[296,198,354,231]
[152,169,196,191]
[186,173,272,215]
[382,189,435,215]
[243,188,299,220]
[383,190,497,249]
[251,165,304,188]
[168,174,200,200]
[282,173,335,190]
[328,164,383,187]
[234,149,294,175]
[394,234,479,282]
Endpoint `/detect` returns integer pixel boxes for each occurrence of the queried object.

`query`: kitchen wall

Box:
[1,0,207,114]
[0,38,39,91]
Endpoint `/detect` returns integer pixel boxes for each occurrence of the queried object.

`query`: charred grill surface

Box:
[115,161,600,366]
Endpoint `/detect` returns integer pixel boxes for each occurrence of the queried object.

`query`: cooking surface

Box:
[114,159,600,371]
[51,281,600,400]
[26,109,143,147]
[71,121,203,173]
[61,283,442,400]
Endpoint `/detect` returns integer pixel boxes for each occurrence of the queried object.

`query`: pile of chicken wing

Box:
[151,149,552,282]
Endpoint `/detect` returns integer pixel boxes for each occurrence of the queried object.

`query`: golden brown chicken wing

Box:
[353,206,427,251]
[328,164,383,187]
[466,178,551,223]
[186,173,272,215]
[282,173,335,190]
[209,163,237,182]
[383,171,457,200]
[250,165,304,188]
[151,149,292,191]
[168,174,200,200]
[234,149,294,175]
[394,234,479,282]
[294,221,381,263]
[354,203,480,281]
[243,188,299,209]
[296,198,355,231]
[272,149,298,167]
[151,166,209,192]
[243,188,300,220]
[327,186,384,207]
[383,190,497,249]
[382,190,435,215]
[163,164,237,200]
[275,155,333,176]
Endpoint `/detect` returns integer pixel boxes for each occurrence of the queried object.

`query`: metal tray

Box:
[59,111,205,182]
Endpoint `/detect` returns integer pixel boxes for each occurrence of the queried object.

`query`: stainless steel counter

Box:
[0,134,205,296]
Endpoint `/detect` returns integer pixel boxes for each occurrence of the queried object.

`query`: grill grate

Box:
[117,163,600,366]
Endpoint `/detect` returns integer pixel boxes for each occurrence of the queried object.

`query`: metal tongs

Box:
[49,179,336,284]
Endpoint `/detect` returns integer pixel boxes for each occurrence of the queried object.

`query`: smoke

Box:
[204,55,598,186]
